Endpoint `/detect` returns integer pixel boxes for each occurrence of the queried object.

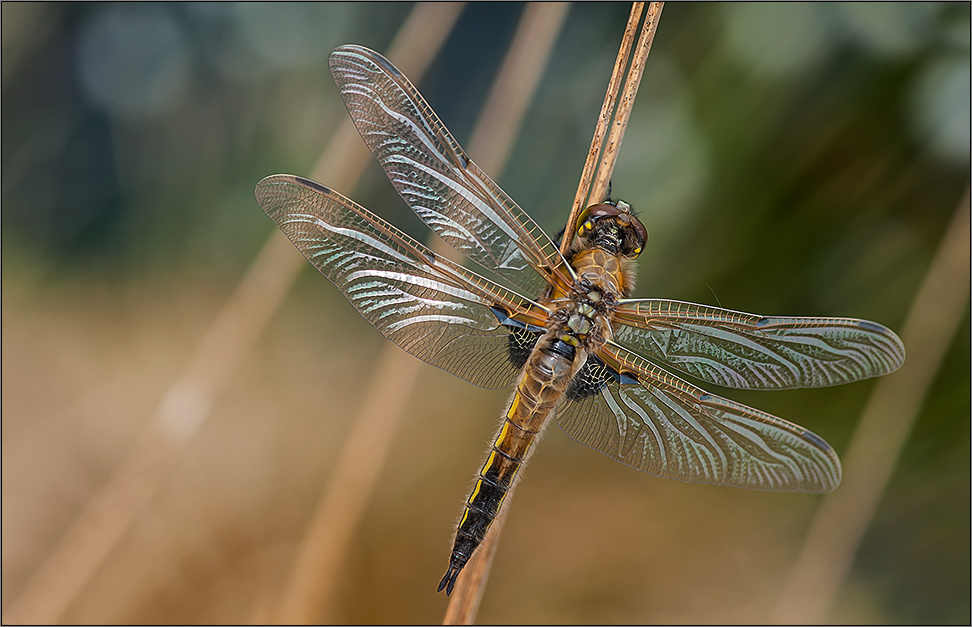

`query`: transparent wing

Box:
[255,174,541,390]
[328,45,565,296]
[612,299,905,390]
[556,343,842,493]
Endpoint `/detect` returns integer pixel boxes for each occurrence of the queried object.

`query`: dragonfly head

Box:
[575,200,647,258]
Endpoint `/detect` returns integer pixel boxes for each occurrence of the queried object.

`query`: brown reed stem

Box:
[561,2,644,256]
[589,2,664,207]
[769,184,971,624]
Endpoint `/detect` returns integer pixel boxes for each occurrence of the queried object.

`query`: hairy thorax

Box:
[569,247,637,298]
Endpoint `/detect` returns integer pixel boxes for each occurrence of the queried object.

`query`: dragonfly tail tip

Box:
[437,564,462,596]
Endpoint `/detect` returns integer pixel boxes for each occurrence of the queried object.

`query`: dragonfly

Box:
[255,45,905,596]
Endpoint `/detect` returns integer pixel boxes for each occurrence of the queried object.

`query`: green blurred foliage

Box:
[2,2,968,624]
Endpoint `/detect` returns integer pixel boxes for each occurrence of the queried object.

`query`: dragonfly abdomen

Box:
[438,418,532,594]
[439,332,579,595]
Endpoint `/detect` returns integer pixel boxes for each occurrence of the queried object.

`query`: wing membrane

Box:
[556,343,841,493]
[255,174,538,389]
[612,299,905,390]
[328,45,565,296]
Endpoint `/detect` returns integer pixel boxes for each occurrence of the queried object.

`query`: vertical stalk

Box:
[561,2,663,256]
[561,2,644,256]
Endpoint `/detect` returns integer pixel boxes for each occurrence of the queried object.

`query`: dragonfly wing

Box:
[612,299,905,390]
[256,174,538,390]
[556,343,841,493]
[328,45,564,296]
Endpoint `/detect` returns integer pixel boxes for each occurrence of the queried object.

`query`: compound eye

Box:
[576,203,622,235]
[629,217,648,256]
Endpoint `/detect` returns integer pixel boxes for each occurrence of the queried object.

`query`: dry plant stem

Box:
[589,1,663,206]
[0,4,465,626]
[272,3,569,624]
[561,1,643,257]
[442,506,510,625]
[1,190,316,627]
[769,185,971,624]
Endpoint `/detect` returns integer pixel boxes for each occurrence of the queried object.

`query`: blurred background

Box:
[2,2,969,624]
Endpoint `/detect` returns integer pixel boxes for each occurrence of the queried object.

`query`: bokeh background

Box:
[2,2,969,624]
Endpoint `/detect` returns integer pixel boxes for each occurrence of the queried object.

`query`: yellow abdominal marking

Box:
[504,464,520,485]
[506,392,521,419]
[495,421,511,448]
[468,479,482,503]
[482,451,497,474]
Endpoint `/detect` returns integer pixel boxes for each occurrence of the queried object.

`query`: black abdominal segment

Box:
[549,338,576,360]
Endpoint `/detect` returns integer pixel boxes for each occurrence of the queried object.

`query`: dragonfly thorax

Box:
[545,281,617,360]
[571,247,637,299]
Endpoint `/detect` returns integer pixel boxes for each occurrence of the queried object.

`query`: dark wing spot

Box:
[856,319,886,334]
[423,250,436,265]
[489,306,512,325]
[295,176,330,195]
[490,306,544,369]
[800,428,831,452]
[372,51,402,77]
